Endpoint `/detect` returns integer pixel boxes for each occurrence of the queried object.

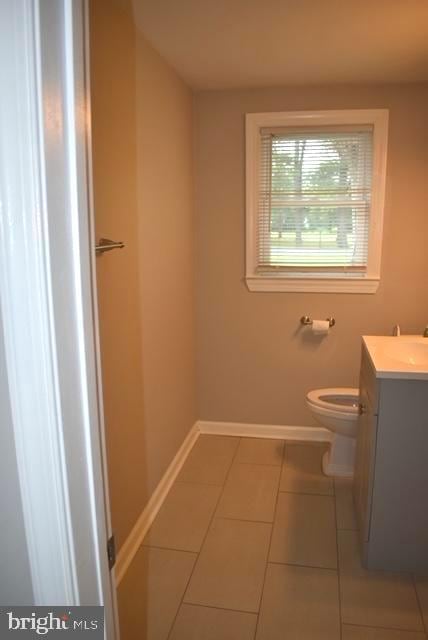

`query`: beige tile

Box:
[215,463,280,522]
[338,530,423,631]
[335,478,357,530]
[256,563,340,639]
[118,546,196,640]
[177,435,239,485]
[235,437,284,466]
[415,576,428,628]
[144,482,221,552]
[280,442,334,495]
[184,518,271,612]
[169,604,257,640]
[269,492,337,568]
[342,624,427,639]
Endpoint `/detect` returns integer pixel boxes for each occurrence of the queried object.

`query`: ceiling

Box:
[132,0,428,90]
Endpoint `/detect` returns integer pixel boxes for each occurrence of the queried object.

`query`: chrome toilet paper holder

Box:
[300,316,336,328]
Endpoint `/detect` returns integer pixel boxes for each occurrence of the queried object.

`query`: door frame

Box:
[0,0,118,634]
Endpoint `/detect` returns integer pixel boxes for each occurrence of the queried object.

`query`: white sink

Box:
[363,335,428,379]
[382,341,428,366]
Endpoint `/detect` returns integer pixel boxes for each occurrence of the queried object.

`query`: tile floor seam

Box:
[215,515,275,525]
[278,489,335,497]
[267,560,339,572]
[174,601,260,617]
[233,461,283,468]
[342,620,428,634]
[282,439,288,462]
[253,449,283,640]
[165,436,243,640]
[413,574,428,635]
[333,476,343,640]
[342,621,426,633]
[141,543,200,555]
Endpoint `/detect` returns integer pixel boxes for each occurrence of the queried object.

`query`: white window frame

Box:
[245,109,389,293]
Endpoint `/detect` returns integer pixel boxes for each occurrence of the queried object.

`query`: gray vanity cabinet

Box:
[353,345,428,573]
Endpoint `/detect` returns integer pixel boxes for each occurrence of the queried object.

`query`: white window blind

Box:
[257,127,373,276]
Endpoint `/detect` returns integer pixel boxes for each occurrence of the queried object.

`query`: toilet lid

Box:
[306,387,359,414]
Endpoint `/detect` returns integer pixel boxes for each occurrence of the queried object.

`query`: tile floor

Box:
[118,435,428,639]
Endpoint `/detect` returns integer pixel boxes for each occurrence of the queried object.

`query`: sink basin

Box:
[363,335,428,380]
[383,341,428,366]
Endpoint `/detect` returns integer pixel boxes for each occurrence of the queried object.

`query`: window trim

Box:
[245,109,389,293]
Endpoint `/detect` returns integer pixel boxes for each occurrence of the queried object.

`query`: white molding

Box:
[197,420,332,442]
[245,108,389,294]
[115,423,200,586]
[0,0,117,628]
[0,0,77,604]
[246,276,380,293]
[82,2,120,634]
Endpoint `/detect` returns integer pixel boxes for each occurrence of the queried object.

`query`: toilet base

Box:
[322,434,356,478]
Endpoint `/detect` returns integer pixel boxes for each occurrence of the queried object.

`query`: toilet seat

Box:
[306,387,360,477]
[306,387,359,415]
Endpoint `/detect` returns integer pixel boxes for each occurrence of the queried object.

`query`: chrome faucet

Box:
[392,324,401,337]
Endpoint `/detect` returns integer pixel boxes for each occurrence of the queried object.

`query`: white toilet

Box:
[306,387,359,477]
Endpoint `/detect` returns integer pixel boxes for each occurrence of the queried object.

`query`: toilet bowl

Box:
[306,387,359,478]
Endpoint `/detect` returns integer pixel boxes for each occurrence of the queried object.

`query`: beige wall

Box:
[90,0,196,550]
[194,84,428,427]
[136,34,197,497]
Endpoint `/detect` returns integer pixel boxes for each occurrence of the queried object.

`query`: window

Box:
[245,110,388,293]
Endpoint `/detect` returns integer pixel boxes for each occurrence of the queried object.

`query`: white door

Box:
[0,0,118,635]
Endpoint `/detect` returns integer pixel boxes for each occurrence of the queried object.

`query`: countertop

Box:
[363,335,428,380]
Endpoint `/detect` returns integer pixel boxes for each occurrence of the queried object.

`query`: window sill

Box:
[245,276,380,294]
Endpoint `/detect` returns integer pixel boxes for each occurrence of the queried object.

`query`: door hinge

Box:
[107,535,116,570]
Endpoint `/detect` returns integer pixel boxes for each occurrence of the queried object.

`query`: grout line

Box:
[141,543,198,556]
[343,620,427,634]
[333,478,343,640]
[215,516,274,525]
[253,450,282,640]
[413,574,427,635]
[282,439,287,464]
[165,436,242,640]
[278,489,335,498]
[233,461,283,468]
[277,442,287,496]
[177,601,259,617]
[267,560,338,571]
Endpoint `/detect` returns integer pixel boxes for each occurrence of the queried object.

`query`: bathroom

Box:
[90,1,428,638]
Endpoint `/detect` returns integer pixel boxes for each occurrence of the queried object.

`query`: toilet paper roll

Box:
[312,319,330,335]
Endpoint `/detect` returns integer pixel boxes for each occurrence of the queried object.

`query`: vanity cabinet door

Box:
[354,384,378,543]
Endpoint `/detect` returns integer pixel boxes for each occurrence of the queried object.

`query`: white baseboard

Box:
[114,422,200,586]
[197,420,332,442]
[115,418,332,585]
